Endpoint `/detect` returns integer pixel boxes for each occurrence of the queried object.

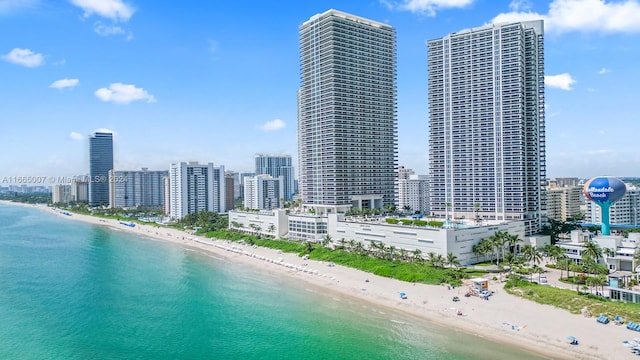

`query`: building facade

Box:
[398,174,429,215]
[546,185,583,221]
[168,162,226,219]
[255,154,295,201]
[88,132,114,206]
[52,185,72,204]
[298,9,397,214]
[427,21,546,235]
[225,173,235,211]
[108,168,168,209]
[243,174,284,210]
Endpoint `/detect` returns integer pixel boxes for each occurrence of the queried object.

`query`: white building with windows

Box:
[546,185,583,221]
[228,209,288,239]
[255,154,295,201]
[427,20,546,235]
[52,184,72,204]
[298,9,397,214]
[397,174,429,215]
[169,162,226,219]
[243,174,284,210]
[108,168,168,209]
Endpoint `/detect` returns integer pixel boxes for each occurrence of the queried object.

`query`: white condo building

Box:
[52,185,72,203]
[298,9,397,214]
[427,20,546,235]
[108,168,168,209]
[243,174,284,210]
[546,185,583,221]
[398,174,429,215]
[169,162,226,219]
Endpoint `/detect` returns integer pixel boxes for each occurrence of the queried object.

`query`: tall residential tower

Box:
[298,9,397,214]
[427,21,545,235]
[88,132,114,206]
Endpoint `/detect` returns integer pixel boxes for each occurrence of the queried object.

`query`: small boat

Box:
[400,292,407,299]
[567,336,579,345]
[452,296,460,302]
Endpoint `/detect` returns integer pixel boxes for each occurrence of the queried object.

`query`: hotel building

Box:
[427,20,546,235]
[298,9,397,214]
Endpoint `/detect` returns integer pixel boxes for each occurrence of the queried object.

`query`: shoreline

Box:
[5,201,635,359]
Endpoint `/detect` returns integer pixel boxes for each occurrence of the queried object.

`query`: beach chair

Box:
[627,321,636,330]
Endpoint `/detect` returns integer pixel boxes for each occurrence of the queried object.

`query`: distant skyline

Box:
[1,0,639,180]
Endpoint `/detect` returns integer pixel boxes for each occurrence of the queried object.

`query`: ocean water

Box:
[0,204,547,360]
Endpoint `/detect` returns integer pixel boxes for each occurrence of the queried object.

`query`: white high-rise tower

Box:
[427,21,545,235]
[298,9,397,214]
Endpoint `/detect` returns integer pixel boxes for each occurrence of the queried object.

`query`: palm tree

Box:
[582,240,603,266]
[433,254,445,268]
[521,245,542,268]
[473,202,481,223]
[322,235,332,248]
[399,248,409,262]
[557,256,570,280]
[387,245,397,261]
[504,233,522,256]
[402,205,411,215]
[426,251,437,266]
[267,224,276,238]
[412,249,423,263]
[446,252,461,269]
[353,242,366,256]
[338,238,347,250]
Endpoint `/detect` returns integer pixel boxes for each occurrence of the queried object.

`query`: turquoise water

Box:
[0,204,547,360]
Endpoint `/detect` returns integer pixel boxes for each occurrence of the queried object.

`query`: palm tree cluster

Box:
[472,231,521,265]
[321,235,462,267]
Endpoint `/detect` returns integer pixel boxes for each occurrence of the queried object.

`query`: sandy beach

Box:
[7,201,637,359]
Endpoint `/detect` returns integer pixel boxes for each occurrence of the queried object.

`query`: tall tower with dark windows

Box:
[427,20,546,235]
[88,132,113,206]
[298,9,397,214]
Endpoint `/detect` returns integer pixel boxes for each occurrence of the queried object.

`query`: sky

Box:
[1,0,639,183]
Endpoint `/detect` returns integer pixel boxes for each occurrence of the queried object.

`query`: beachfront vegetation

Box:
[541,217,583,244]
[505,275,640,323]
[203,229,485,286]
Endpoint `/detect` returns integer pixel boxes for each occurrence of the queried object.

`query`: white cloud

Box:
[70,0,135,22]
[387,0,476,16]
[2,48,43,67]
[93,22,133,39]
[491,0,640,34]
[544,73,576,90]
[50,78,79,89]
[258,119,286,132]
[94,83,156,104]
[598,67,611,75]
[508,0,532,11]
[69,131,84,141]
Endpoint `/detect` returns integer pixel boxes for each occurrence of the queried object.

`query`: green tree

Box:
[582,240,603,267]
[521,245,542,268]
[446,252,460,269]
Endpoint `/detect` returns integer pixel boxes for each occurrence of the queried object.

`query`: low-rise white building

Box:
[557,230,639,272]
[228,209,288,238]
[327,214,526,265]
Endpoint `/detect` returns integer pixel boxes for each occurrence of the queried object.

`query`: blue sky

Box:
[1,0,639,182]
